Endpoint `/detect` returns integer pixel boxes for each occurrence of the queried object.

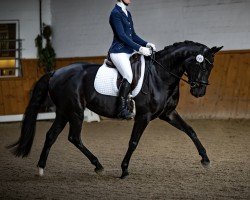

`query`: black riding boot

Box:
[117,79,134,120]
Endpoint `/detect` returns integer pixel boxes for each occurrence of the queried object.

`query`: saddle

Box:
[106,53,142,91]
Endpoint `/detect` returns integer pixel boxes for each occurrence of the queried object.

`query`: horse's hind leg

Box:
[159,110,210,168]
[37,113,68,176]
[68,113,104,173]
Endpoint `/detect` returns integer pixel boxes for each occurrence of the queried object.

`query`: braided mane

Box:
[155,40,207,60]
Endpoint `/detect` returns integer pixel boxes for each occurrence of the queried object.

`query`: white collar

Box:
[117,2,128,15]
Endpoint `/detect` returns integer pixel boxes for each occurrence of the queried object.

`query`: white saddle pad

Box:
[94,56,145,97]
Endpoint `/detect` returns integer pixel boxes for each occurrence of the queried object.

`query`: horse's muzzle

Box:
[190,86,206,98]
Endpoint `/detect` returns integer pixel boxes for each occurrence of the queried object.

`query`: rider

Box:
[109,0,156,119]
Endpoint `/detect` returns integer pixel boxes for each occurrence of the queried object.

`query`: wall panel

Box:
[177,50,250,118]
[52,0,250,58]
[0,51,249,118]
[0,83,4,115]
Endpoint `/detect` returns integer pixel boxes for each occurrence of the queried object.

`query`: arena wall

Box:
[1,0,249,58]
[51,0,250,57]
[0,50,249,118]
[0,0,249,118]
[0,0,51,58]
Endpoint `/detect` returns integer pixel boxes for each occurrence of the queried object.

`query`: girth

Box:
[106,53,142,91]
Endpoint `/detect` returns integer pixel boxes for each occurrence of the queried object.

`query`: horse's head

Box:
[183,46,223,98]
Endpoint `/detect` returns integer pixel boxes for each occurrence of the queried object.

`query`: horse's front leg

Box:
[159,110,210,167]
[121,114,150,179]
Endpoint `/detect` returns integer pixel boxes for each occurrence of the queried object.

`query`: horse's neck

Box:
[154,53,185,85]
[155,46,200,84]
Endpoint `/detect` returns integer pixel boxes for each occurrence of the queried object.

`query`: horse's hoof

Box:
[94,166,104,175]
[201,159,211,169]
[38,167,44,177]
[120,171,129,179]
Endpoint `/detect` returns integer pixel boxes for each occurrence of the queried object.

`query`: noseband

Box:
[150,51,211,87]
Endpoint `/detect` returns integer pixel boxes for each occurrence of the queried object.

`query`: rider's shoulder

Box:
[110,8,122,19]
[111,7,121,15]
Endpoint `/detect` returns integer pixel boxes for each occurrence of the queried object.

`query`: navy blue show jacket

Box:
[108,5,148,54]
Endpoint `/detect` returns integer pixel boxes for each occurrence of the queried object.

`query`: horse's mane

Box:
[155,40,207,59]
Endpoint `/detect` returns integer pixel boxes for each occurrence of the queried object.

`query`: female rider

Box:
[109,0,156,119]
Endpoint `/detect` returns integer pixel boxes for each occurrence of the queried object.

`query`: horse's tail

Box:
[7,73,51,157]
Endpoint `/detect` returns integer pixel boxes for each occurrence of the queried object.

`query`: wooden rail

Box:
[0,50,249,118]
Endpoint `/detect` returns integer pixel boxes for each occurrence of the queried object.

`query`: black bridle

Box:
[188,56,212,87]
[149,50,211,88]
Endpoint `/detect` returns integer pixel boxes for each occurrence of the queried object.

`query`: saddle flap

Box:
[129,53,141,90]
[94,56,145,98]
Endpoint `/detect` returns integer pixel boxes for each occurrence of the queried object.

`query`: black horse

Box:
[9,41,222,179]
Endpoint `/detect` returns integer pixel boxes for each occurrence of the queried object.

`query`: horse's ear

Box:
[210,46,223,54]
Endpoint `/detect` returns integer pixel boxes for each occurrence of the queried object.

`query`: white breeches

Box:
[110,53,133,84]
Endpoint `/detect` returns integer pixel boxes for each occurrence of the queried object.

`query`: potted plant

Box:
[35,24,56,73]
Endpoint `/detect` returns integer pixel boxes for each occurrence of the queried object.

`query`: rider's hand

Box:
[146,43,156,51]
[139,47,152,56]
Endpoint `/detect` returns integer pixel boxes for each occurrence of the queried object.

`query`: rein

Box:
[149,51,210,87]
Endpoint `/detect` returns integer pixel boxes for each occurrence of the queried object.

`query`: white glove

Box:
[139,46,152,56]
[146,43,156,51]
